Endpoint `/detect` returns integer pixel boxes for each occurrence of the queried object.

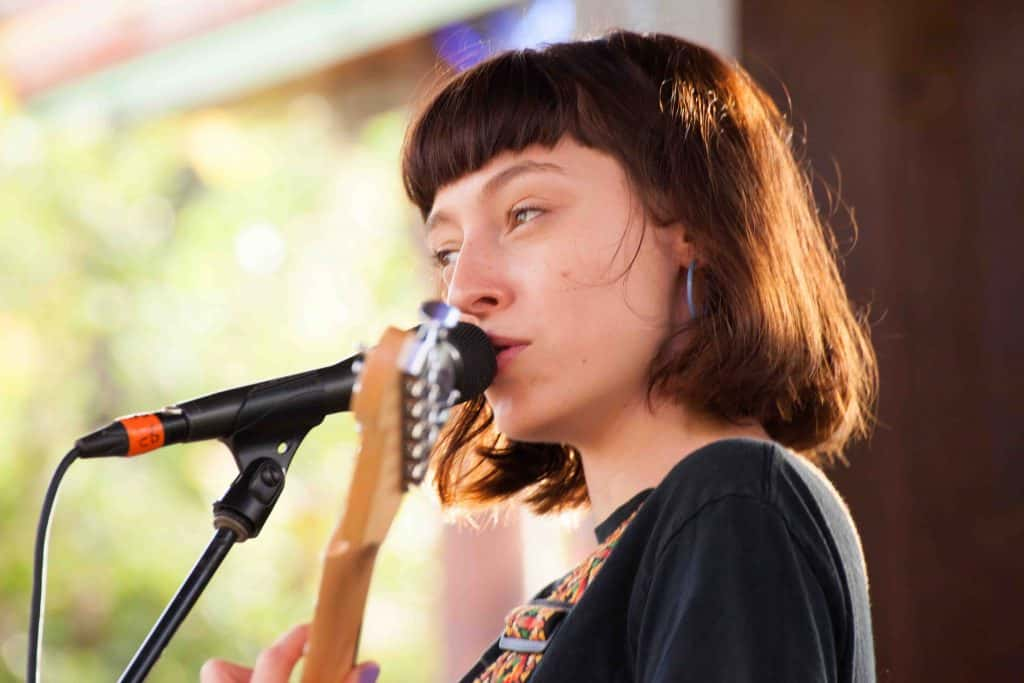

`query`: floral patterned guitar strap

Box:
[473,507,641,683]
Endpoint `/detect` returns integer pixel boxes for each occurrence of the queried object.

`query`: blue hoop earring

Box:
[686,259,698,319]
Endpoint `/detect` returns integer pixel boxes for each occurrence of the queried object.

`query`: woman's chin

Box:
[491,411,564,445]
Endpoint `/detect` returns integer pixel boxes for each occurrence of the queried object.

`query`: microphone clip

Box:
[210,415,317,542]
[213,457,286,543]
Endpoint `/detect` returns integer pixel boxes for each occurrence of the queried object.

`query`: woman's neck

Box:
[574,398,770,524]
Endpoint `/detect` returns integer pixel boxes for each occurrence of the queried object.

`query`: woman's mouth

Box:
[495,344,528,372]
[487,335,531,374]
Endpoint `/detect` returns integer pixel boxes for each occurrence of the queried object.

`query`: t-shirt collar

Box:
[593,488,653,543]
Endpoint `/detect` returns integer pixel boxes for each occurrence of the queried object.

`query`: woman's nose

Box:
[444,241,512,320]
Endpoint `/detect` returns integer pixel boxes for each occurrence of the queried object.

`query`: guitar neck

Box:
[301,327,408,683]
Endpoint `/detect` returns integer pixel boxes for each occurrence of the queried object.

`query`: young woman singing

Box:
[203,29,878,683]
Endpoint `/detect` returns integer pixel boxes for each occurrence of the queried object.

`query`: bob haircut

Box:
[402,30,878,514]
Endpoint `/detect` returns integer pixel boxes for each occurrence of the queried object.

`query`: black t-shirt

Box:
[459,438,875,682]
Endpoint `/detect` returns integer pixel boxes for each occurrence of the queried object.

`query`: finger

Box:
[251,623,310,683]
[200,658,252,683]
[341,662,381,683]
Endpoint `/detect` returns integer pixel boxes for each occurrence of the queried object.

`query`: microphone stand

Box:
[119,527,239,682]
[119,420,318,682]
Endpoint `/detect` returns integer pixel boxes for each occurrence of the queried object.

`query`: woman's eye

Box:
[430,207,541,270]
[511,206,544,226]
[433,249,458,269]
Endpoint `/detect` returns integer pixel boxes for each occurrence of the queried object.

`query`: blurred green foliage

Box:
[0,91,442,681]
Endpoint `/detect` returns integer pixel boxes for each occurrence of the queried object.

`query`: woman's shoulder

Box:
[612,439,874,683]
[640,437,865,566]
[652,436,778,503]
[643,437,788,519]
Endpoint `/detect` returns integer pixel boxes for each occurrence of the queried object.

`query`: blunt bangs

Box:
[403,51,578,218]
[402,43,663,219]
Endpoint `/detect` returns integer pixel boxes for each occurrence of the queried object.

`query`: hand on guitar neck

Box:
[200,623,380,683]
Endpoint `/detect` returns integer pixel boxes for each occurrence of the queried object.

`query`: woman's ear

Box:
[665,222,694,266]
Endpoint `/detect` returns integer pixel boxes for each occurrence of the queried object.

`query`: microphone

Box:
[75,321,496,458]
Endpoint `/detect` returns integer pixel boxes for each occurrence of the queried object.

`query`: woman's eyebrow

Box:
[425,161,566,233]
[480,160,566,197]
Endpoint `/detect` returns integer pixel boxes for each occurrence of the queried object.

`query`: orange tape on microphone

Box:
[120,414,165,456]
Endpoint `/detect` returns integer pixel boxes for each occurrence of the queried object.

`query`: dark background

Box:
[743,1,1023,678]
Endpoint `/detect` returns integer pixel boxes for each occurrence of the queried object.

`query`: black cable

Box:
[27,447,79,683]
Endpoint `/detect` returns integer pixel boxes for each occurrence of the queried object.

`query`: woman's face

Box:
[426,137,690,446]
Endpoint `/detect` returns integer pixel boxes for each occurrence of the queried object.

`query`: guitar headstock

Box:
[349,301,463,500]
[397,301,463,488]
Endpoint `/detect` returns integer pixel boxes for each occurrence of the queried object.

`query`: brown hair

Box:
[402,30,878,514]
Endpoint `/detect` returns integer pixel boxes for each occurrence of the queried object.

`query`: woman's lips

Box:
[495,344,528,373]
[487,334,531,375]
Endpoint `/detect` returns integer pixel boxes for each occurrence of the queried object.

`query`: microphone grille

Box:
[447,322,497,401]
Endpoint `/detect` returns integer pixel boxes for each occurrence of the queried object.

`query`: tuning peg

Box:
[410,400,426,419]
[411,442,429,461]
[407,459,429,484]
[446,389,461,407]
[410,421,427,441]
